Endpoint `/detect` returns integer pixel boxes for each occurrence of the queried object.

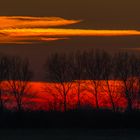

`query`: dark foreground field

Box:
[0,128,140,140]
[1,109,140,139]
[1,109,140,129]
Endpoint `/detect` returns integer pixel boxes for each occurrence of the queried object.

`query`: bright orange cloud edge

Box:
[0,16,140,44]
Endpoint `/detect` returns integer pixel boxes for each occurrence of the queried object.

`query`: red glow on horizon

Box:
[1,80,129,111]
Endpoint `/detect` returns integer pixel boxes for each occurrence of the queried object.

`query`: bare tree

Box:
[114,52,138,111]
[72,51,86,109]
[101,52,116,112]
[44,50,140,112]
[84,50,104,109]
[43,83,63,111]
[45,53,74,112]
[6,56,33,112]
[129,55,140,109]
[0,56,9,111]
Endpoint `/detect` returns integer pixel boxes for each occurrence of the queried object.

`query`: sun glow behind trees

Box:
[0,50,140,112]
[0,80,126,111]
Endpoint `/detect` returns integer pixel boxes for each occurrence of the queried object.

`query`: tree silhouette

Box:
[114,52,139,111]
[84,50,103,109]
[6,56,33,112]
[45,53,74,112]
[72,51,86,109]
[101,52,116,112]
[0,56,9,112]
[43,50,140,112]
[128,54,140,109]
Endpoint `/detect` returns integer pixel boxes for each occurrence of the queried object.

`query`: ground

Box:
[0,129,140,140]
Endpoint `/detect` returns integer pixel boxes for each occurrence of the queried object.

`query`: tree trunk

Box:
[106,81,116,112]
[95,92,99,109]
[124,82,132,112]
[0,90,4,112]
[93,81,99,109]
[77,82,81,109]
[17,98,22,113]
[126,94,132,112]
[64,94,67,112]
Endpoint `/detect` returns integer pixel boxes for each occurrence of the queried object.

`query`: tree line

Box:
[45,50,140,112]
[0,50,140,112]
[0,56,33,112]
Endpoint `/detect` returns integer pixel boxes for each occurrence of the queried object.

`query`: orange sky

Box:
[1,16,140,81]
[1,16,140,44]
[25,81,127,111]
[3,81,127,111]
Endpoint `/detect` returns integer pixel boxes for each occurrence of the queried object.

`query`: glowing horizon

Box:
[2,80,126,111]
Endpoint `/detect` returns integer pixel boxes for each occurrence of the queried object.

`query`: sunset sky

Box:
[0,0,140,80]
